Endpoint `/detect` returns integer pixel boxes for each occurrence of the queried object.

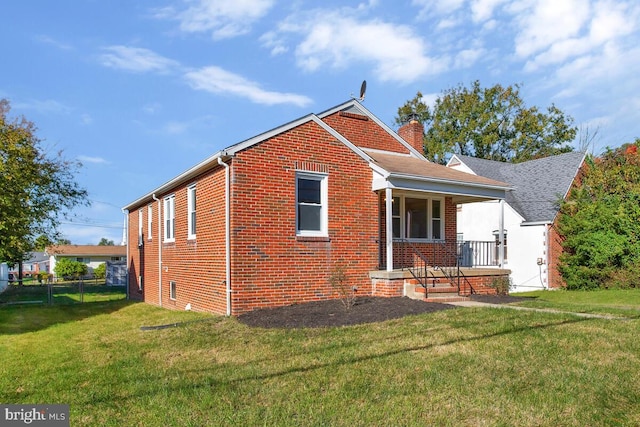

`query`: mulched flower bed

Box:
[237,295,528,329]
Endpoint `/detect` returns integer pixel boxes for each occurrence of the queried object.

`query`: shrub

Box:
[329,262,357,310]
[54,258,88,281]
[490,276,512,295]
[93,263,106,280]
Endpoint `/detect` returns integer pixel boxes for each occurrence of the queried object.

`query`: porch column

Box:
[499,199,505,268]
[386,187,393,272]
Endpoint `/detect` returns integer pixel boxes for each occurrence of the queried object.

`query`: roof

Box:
[45,245,126,257]
[449,152,586,223]
[23,251,49,264]
[366,150,510,189]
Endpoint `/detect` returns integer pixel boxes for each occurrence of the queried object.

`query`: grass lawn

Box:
[1,290,639,426]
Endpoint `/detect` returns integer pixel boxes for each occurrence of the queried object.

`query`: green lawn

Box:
[1,290,639,426]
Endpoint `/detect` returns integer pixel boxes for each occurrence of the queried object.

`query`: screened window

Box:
[296,173,328,236]
[187,185,196,239]
[164,195,175,242]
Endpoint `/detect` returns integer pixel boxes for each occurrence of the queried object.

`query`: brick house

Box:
[123,100,512,315]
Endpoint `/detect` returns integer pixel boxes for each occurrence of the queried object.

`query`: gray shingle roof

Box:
[453,152,586,223]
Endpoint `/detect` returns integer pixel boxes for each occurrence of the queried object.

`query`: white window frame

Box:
[163,195,175,242]
[169,281,176,300]
[147,204,153,240]
[295,172,328,237]
[391,194,445,241]
[187,184,196,240]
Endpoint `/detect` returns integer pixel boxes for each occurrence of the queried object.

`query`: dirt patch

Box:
[238,295,530,329]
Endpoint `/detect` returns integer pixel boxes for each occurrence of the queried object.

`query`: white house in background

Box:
[45,245,126,279]
[447,152,586,293]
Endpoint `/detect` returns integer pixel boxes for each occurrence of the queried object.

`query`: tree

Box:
[0,99,87,265]
[557,140,640,290]
[93,262,106,280]
[396,81,577,163]
[54,258,88,281]
[98,238,114,246]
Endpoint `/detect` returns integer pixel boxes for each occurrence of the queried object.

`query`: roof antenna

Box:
[351,80,366,101]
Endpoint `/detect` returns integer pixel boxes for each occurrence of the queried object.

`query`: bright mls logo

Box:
[1,405,69,426]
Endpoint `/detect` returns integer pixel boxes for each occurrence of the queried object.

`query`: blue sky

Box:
[2,0,639,245]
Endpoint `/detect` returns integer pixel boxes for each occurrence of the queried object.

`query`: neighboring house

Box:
[123,100,512,316]
[447,152,586,292]
[8,251,50,279]
[45,245,126,280]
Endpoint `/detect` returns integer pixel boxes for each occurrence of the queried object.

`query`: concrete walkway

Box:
[447,300,632,320]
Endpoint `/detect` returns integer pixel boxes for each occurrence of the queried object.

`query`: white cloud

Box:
[33,35,73,50]
[184,66,312,106]
[78,155,110,165]
[155,0,275,40]
[270,10,447,83]
[14,99,72,115]
[99,46,179,73]
[80,113,93,125]
[470,0,508,22]
[513,0,591,58]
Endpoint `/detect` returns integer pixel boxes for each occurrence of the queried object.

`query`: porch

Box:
[371,239,511,303]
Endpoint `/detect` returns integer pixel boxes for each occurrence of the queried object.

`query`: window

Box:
[187,184,196,239]
[296,173,328,236]
[110,256,124,261]
[391,195,444,240]
[76,257,90,263]
[138,209,143,245]
[169,281,176,300]
[164,195,175,242]
[392,197,401,238]
[147,204,153,240]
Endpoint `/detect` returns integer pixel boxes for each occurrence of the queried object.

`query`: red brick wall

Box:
[127,168,228,313]
[547,222,565,289]
[322,112,410,154]
[228,119,379,314]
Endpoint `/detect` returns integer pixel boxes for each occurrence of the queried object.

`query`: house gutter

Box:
[152,194,162,307]
[217,157,232,316]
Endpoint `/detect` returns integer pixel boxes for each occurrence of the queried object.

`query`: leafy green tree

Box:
[396,81,577,163]
[0,99,87,265]
[557,140,640,289]
[98,238,114,246]
[54,258,88,280]
[93,263,106,280]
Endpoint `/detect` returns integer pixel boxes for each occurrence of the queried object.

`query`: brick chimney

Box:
[398,119,424,154]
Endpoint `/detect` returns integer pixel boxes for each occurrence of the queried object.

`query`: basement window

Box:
[169,281,176,300]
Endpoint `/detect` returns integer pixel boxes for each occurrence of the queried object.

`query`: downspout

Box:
[499,199,505,268]
[217,157,232,316]
[122,209,129,300]
[152,194,162,307]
